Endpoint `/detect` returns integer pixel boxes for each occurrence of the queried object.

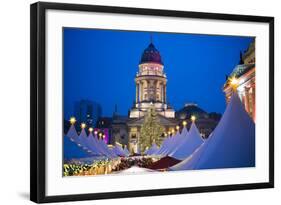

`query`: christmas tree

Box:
[139,106,165,153]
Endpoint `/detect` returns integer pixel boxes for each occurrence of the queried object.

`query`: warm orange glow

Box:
[230,77,239,91]
[230,77,239,85]
[69,117,76,125]
[81,123,86,129]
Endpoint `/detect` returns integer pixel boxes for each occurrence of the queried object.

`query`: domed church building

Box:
[129,42,175,118]
[110,39,220,153]
[111,40,178,153]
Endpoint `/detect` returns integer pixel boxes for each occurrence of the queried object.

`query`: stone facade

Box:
[223,41,256,122]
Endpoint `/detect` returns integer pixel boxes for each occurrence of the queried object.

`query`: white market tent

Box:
[115,166,155,174]
[161,131,181,156]
[96,138,118,158]
[76,128,91,150]
[171,92,255,171]
[85,132,108,156]
[123,146,130,156]
[156,127,189,156]
[145,143,159,155]
[65,125,117,158]
[158,131,180,156]
[154,138,167,155]
[113,143,128,157]
[169,122,204,160]
[180,127,189,139]
[63,135,92,159]
[66,124,78,139]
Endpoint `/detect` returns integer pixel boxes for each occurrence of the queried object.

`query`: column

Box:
[164,84,167,103]
[244,88,250,113]
[138,82,141,102]
[135,82,138,103]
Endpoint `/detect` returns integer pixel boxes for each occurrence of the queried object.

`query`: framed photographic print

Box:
[30,2,274,203]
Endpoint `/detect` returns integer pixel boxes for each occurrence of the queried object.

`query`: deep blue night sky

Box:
[63,28,253,119]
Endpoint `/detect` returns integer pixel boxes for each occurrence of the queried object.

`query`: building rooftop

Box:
[140,43,163,65]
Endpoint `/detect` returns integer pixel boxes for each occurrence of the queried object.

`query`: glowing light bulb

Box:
[230,77,239,91]
[176,125,180,130]
[69,117,76,125]
[230,77,239,86]
[191,115,196,122]
[89,127,93,132]
[81,123,86,129]
[182,121,187,126]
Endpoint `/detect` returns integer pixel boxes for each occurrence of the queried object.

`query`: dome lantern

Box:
[140,43,163,65]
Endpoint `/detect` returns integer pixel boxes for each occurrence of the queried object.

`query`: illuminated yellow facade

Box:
[223,41,255,122]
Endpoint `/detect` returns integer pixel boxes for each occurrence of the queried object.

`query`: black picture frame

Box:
[30,2,274,203]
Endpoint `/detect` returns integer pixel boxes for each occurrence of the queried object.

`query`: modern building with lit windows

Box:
[74,100,102,127]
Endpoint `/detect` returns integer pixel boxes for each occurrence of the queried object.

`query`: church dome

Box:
[176,104,209,120]
[140,43,163,65]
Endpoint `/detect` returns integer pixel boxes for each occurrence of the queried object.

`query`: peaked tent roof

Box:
[145,143,159,155]
[154,137,169,155]
[123,146,130,156]
[113,144,128,157]
[97,139,118,158]
[66,125,78,139]
[161,131,181,156]
[181,127,189,137]
[169,122,204,160]
[63,135,91,160]
[75,128,92,151]
[85,133,105,156]
[171,92,255,170]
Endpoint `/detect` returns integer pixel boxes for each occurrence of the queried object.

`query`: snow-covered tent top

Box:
[154,137,169,155]
[159,131,181,156]
[75,128,89,149]
[181,127,189,138]
[116,166,155,174]
[84,132,106,156]
[96,138,118,158]
[63,135,91,160]
[169,122,204,160]
[123,146,130,156]
[165,127,189,156]
[113,143,128,157]
[145,143,159,155]
[66,125,78,139]
[171,92,255,171]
